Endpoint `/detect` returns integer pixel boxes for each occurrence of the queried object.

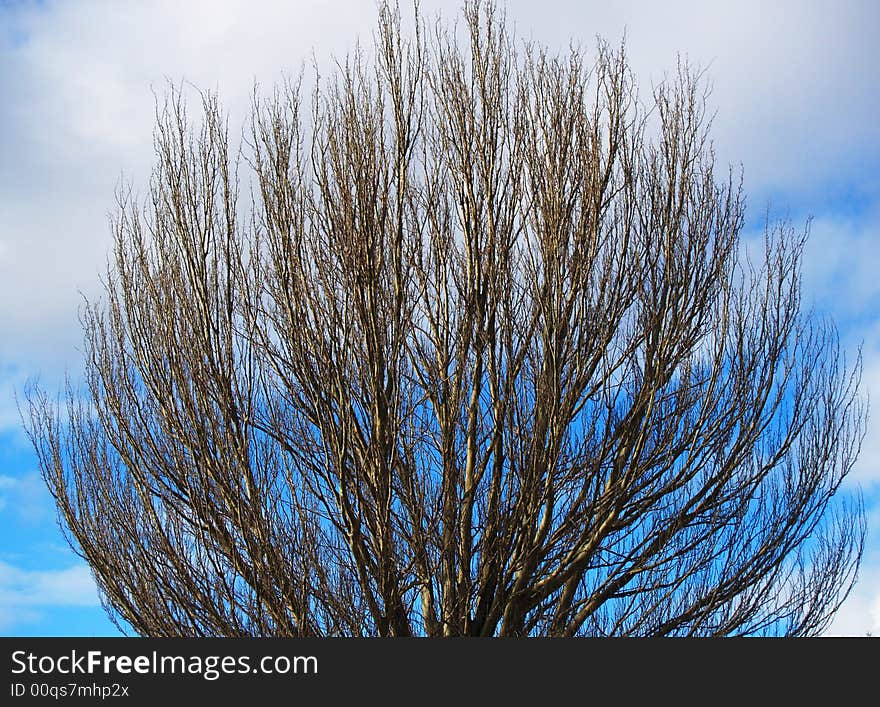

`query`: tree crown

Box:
[25,0,865,637]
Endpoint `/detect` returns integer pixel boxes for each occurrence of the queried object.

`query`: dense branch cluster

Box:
[27,1,865,636]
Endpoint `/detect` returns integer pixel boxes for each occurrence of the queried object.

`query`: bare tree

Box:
[25,1,865,637]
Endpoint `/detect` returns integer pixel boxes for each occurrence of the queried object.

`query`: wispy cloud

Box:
[825,568,880,637]
[0,561,100,632]
[802,207,880,324]
[796,204,880,490]
[826,503,880,636]
[0,472,53,523]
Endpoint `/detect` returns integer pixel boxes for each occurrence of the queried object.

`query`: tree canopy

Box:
[26,1,865,636]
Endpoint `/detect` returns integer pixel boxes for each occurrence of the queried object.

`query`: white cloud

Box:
[792,204,880,489]
[0,472,54,524]
[825,568,880,636]
[849,353,880,488]
[0,0,399,411]
[501,0,880,201]
[801,207,880,322]
[0,364,35,434]
[0,560,100,632]
[1,0,875,402]
[825,500,880,635]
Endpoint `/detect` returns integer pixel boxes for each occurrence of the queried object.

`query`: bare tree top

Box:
[25,0,866,637]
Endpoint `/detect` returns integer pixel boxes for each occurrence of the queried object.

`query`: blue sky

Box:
[0,0,878,636]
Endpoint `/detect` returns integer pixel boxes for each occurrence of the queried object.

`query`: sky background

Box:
[0,0,877,636]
